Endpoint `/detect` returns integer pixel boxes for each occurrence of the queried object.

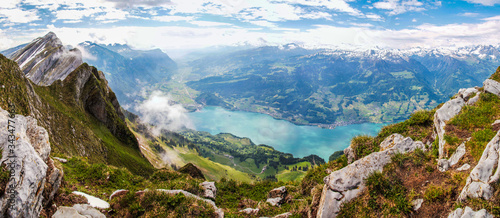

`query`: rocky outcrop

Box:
[458,130,500,201]
[437,142,466,172]
[316,134,426,218]
[448,207,493,218]
[200,181,217,200]
[44,158,64,206]
[239,208,259,215]
[52,204,106,218]
[8,32,83,86]
[0,107,52,217]
[457,164,471,171]
[483,79,500,96]
[266,186,288,207]
[434,97,465,158]
[343,145,355,164]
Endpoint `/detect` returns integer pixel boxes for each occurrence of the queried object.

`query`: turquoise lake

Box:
[187,106,387,161]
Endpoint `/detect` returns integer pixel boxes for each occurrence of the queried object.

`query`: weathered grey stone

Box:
[53,157,68,163]
[434,97,466,158]
[458,88,479,101]
[239,208,259,215]
[72,204,106,218]
[380,134,405,151]
[200,181,217,199]
[449,143,466,167]
[266,186,287,207]
[448,206,493,218]
[484,79,500,96]
[439,142,467,172]
[343,145,355,164]
[267,197,283,207]
[438,159,450,172]
[458,130,500,201]
[52,206,86,218]
[317,134,426,218]
[457,164,471,171]
[0,107,49,218]
[467,92,480,106]
[411,199,423,211]
[274,212,293,218]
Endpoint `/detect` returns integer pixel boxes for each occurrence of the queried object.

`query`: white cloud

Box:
[94,9,129,21]
[190,20,233,26]
[365,13,383,20]
[152,15,194,22]
[285,0,362,16]
[0,8,39,23]
[465,0,500,6]
[483,15,500,20]
[459,12,480,17]
[412,18,417,22]
[56,8,102,20]
[135,91,193,135]
[0,0,22,9]
[373,0,434,15]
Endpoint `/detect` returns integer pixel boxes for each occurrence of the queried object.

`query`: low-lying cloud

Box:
[135,91,193,135]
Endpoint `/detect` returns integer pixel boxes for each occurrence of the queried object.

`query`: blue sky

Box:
[1,0,500,57]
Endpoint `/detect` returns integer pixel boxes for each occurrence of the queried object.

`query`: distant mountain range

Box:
[3,35,500,126]
[184,44,500,125]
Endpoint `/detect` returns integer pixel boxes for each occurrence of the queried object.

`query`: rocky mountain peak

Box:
[8,32,83,86]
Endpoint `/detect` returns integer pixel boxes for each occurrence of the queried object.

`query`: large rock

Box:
[458,130,500,201]
[266,186,287,207]
[438,142,466,172]
[52,204,105,218]
[434,97,466,158]
[200,181,217,199]
[483,79,500,96]
[0,107,50,218]
[316,134,426,218]
[448,206,493,218]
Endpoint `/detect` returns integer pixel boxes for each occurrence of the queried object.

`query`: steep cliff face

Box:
[0,49,152,176]
[8,32,82,86]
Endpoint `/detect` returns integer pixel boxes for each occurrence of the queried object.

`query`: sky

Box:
[1,0,500,57]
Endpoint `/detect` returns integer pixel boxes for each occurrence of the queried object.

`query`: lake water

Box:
[187,106,387,161]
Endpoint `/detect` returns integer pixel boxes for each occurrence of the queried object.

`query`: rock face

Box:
[434,97,465,158]
[483,79,500,96]
[274,212,293,218]
[411,199,423,211]
[200,181,217,200]
[448,206,493,218]
[52,204,106,218]
[8,32,83,86]
[437,142,466,172]
[0,107,51,217]
[343,145,355,164]
[316,134,426,218]
[458,130,500,201]
[266,186,287,207]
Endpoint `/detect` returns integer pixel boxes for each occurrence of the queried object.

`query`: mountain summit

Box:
[8,32,83,85]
